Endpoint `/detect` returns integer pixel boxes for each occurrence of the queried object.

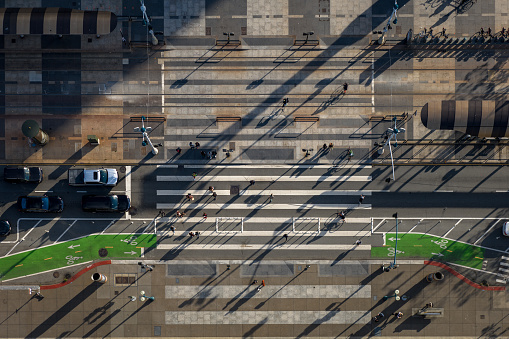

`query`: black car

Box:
[17,195,64,213]
[0,221,10,236]
[82,195,131,213]
[4,166,43,183]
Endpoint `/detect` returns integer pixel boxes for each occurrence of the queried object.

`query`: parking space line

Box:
[443,219,462,238]
[101,220,115,234]
[408,219,424,233]
[372,219,386,234]
[54,220,78,244]
[125,166,132,220]
[474,219,501,245]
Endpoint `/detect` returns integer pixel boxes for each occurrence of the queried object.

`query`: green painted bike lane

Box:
[371,233,485,269]
[0,233,157,281]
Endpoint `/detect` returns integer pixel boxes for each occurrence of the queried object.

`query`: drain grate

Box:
[230,185,239,195]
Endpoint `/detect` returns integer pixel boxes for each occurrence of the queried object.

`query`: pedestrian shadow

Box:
[178,269,229,308]
[254,268,307,309]
[242,317,268,338]
[312,85,344,115]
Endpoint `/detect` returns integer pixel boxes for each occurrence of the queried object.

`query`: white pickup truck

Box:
[68,168,118,186]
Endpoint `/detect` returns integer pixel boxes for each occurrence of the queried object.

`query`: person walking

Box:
[195,231,200,239]
[189,142,195,149]
[323,143,327,151]
[195,142,200,149]
[203,213,207,219]
[394,312,403,319]
[250,180,255,186]
[328,142,334,150]
[189,232,195,238]
[343,82,348,94]
[176,210,182,218]
[192,172,197,181]
[480,27,484,36]
[269,194,273,203]
[186,193,194,201]
[488,27,492,37]
[176,147,182,154]
[338,211,346,221]
[282,98,289,107]
[283,233,288,242]
[200,151,206,158]
[212,192,218,200]
[441,27,447,38]
[359,194,365,205]
[356,240,362,245]
[170,225,176,235]
[208,186,214,192]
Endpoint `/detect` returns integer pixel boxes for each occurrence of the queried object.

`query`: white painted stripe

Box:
[433,190,454,193]
[443,219,462,238]
[157,190,378,196]
[499,267,509,273]
[500,261,509,267]
[502,256,509,260]
[165,311,371,325]
[157,165,179,168]
[474,219,501,245]
[54,220,77,243]
[76,191,87,193]
[155,217,372,224]
[495,279,507,284]
[182,164,372,169]
[156,203,371,210]
[125,166,132,220]
[165,285,370,299]
[5,220,42,256]
[495,190,509,193]
[35,190,53,193]
[157,244,371,250]
[157,230,372,237]
[157,175,372,182]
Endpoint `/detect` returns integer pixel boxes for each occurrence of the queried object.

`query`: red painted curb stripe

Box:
[425,260,505,291]
[40,260,112,290]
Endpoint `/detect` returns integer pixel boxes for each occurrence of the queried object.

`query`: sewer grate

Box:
[230,185,239,195]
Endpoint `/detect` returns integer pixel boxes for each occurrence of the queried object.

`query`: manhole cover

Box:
[120,166,126,173]
[230,185,239,195]
[53,272,60,278]
[99,248,108,257]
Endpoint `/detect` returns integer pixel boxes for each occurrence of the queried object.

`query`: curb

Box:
[40,260,111,290]
[425,260,505,291]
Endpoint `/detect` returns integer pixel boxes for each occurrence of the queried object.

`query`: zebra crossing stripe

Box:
[176,164,372,169]
[156,175,372,182]
[157,190,382,196]
[156,203,371,210]
[165,310,371,325]
[156,244,371,250]
[165,285,370,299]
[154,217,372,224]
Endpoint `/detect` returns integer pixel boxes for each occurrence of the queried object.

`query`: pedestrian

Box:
[480,27,484,36]
[283,233,288,242]
[359,194,365,205]
[282,98,289,107]
[35,292,44,299]
[195,142,200,149]
[176,210,182,218]
[377,312,385,318]
[159,210,166,217]
[195,231,200,238]
[488,27,492,37]
[192,172,197,180]
[424,27,427,36]
[201,151,206,158]
[502,27,506,37]
[429,27,433,37]
[211,150,217,159]
[203,213,207,219]
[426,302,433,308]
[394,312,403,319]
[170,226,176,235]
[323,143,327,151]
[252,280,258,285]
[262,280,265,286]
[269,194,273,203]
[189,232,195,238]
[186,193,194,201]
[212,192,217,200]
[338,211,345,220]
[250,180,255,186]
[343,82,348,94]
[207,151,212,159]
[176,147,182,154]
[441,27,446,37]
[329,142,334,150]
[373,316,379,322]
[189,142,195,149]
[208,186,214,192]
[356,240,362,245]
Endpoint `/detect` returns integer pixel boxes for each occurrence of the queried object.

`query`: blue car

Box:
[17,195,64,213]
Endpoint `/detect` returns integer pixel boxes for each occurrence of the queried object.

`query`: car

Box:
[503,222,509,237]
[4,166,43,183]
[0,221,10,236]
[82,194,130,213]
[17,195,64,213]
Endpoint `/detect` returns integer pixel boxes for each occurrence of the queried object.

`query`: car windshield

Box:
[99,169,108,184]
[110,195,118,210]
[23,168,30,181]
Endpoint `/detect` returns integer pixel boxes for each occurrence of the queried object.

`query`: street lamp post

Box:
[140,0,158,45]
[223,32,234,42]
[140,290,155,301]
[382,213,400,272]
[134,116,158,155]
[378,0,399,45]
[303,31,314,42]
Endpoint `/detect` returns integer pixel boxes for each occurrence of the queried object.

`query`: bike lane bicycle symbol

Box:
[431,239,448,249]
[120,236,138,246]
[66,255,84,265]
[387,247,405,257]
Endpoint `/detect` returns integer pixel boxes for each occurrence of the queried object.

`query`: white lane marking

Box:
[499,267,509,273]
[156,190,380,196]
[5,220,42,256]
[474,219,501,245]
[433,190,454,193]
[125,166,132,220]
[77,191,87,193]
[54,220,78,243]
[500,261,509,267]
[443,219,462,238]
[157,244,371,250]
[371,51,375,114]
[157,175,372,182]
[156,203,371,210]
[156,216,372,224]
[408,219,424,233]
[181,164,372,169]
[141,220,155,234]
[101,220,115,234]
[157,230,372,237]
[35,191,53,193]
[157,165,179,168]
[495,190,509,193]
[372,219,386,233]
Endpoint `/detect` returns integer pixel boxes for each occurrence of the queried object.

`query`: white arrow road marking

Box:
[68,244,81,249]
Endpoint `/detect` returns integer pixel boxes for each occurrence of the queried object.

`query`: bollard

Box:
[91,273,107,283]
[426,272,444,282]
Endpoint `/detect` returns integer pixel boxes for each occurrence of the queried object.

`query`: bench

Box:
[216,116,242,122]
[215,39,242,47]
[370,113,408,121]
[294,116,319,122]
[294,39,320,46]
[130,116,166,122]
[413,307,444,318]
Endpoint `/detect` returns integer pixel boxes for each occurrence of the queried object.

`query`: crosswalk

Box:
[496,256,509,284]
